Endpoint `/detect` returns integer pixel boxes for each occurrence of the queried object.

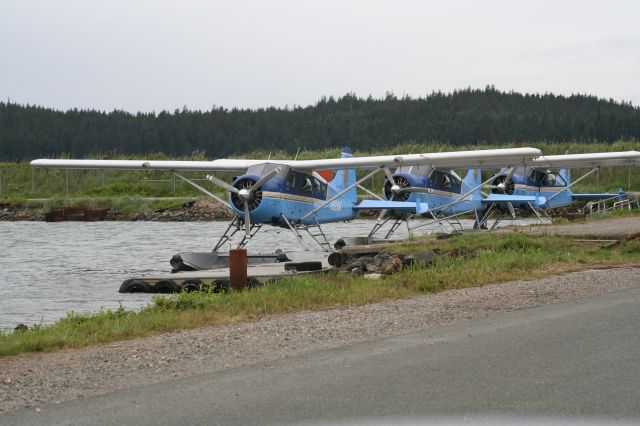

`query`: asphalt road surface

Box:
[3,288,640,425]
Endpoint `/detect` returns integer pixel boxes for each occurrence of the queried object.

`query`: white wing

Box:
[283,147,542,170]
[30,159,265,172]
[31,147,542,171]
[531,151,640,168]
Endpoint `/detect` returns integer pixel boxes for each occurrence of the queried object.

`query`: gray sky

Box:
[1,0,639,112]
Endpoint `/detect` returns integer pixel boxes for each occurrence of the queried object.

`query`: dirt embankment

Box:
[0,199,234,222]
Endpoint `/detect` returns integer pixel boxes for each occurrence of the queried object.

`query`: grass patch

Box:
[2,233,640,357]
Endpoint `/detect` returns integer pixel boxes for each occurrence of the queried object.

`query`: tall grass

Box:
[3,141,640,202]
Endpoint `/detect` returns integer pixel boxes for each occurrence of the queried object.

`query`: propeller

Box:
[482,168,518,217]
[206,174,239,194]
[383,173,412,201]
[377,168,416,223]
[207,167,281,236]
[484,175,515,195]
[483,167,517,195]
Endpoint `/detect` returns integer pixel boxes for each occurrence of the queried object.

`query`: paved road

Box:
[4,288,640,425]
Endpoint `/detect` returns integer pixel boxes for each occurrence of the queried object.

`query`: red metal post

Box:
[229,249,248,291]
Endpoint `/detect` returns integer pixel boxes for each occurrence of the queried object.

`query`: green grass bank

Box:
[2,232,640,357]
[2,141,640,208]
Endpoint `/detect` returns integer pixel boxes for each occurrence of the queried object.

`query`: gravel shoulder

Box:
[497,215,640,238]
[2,265,640,413]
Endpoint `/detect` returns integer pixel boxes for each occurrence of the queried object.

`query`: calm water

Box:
[0,218,540,330]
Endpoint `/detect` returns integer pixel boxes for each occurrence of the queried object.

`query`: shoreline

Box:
[0,198,383,222]
[0,199,234,222]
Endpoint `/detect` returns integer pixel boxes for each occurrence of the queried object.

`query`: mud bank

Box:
[0,200,234,222]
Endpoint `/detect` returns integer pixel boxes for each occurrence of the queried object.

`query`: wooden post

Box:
[65,170,69,195]
[229,249,248,291]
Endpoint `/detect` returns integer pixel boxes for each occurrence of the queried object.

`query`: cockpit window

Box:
[301,177,313,196]
[311,178,326,199]
[285,170,327,199]
[429,170,462,193]
[529,170,566,187]
[542,173,566,187]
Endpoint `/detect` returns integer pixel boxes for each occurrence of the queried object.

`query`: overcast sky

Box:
[1,0,639,112]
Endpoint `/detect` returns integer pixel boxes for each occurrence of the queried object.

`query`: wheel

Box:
[247,277,263,289]
[328,252,347,267]
[181,279,204,292]
[212,280,229,293]
[154,279,179,294]
[119,279,152,293]
[284,261,323,272]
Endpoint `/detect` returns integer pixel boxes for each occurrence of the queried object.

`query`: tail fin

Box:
[560,168,571,185]
[462,168,482,191]
[462,169,483,210]
[328,147,357,203]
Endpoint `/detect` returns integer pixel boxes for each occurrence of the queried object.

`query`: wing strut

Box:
[299,168,383,222]
[173,172,232,211]
[429,170,506,214]
[546,167,599,203]
[358,184,384,200]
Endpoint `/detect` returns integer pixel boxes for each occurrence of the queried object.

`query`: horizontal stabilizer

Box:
[354,200,430,214]
[482,194,542,204]
[572,193,625,201]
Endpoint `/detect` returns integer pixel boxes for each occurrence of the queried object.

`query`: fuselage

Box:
[491,167,572,209]
[385,168,482,216]
[229,164,358,227]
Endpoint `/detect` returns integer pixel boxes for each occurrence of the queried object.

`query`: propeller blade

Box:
[249,167,281,193]
[482,184,501,189]
[244,202,251,236]
[383,167,396,186]
[206,174,239,194]
[404,187,431,194]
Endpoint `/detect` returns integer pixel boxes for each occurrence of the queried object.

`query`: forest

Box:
[1,86,639,161]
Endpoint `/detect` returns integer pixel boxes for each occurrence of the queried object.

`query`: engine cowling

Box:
[383,175,412,201]
[231,178,262,211]
[490,175,515,195]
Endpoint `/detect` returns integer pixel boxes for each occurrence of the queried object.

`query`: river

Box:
[0,218,541,330]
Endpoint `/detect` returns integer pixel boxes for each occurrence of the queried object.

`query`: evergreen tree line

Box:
[1,86,639,161]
